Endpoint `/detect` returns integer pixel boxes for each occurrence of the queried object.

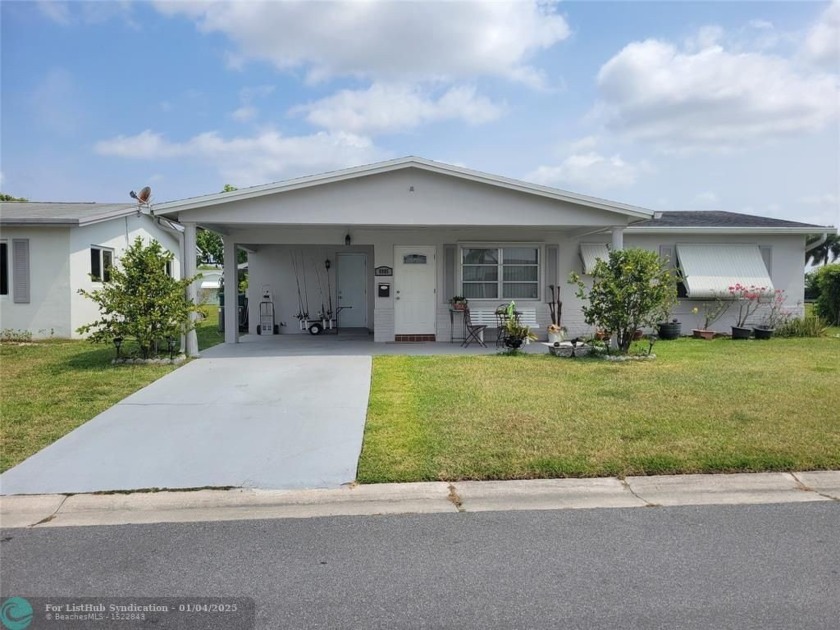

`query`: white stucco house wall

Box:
[152,157,834,350]
[0,202,181,338]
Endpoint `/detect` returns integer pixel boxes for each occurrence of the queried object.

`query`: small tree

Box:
[570,248,677,354]
[77,237,201,358]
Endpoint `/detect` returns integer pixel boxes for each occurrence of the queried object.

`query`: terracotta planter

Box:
[731,326,752,340]
[692,329,715,340]
[753,327,774,340]
[452,303,467,311]
[658,321,682,340]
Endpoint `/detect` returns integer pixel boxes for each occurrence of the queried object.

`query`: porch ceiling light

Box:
[345,234,351,246]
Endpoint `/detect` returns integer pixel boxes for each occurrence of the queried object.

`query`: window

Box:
[461,246,539,300]
[91,246,114,282]
[0,242,8,295]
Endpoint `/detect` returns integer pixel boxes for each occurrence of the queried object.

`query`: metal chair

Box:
[461,308,487,348]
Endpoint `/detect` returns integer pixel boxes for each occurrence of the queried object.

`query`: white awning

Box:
[675,244,773,299]
[580,243,609,274]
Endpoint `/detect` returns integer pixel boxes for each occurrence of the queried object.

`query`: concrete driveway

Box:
[0,353,371,495]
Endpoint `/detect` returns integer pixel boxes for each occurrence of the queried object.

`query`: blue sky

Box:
[2,1,838,228]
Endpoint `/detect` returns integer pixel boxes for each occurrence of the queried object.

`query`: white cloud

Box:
[526,152,651,190]
[153,0,569,87]
[803,0,840,69]
[297,83,503,135]
[568,135,600,152]
[37,1,135,26]
[94,129,388,186]
[596,30,839,152]
[231,106,257,122]
[229,85,275,123]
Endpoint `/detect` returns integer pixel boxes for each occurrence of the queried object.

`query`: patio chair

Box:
[461,308,487,348]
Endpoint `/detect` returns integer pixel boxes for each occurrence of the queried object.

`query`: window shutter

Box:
[545,245,558,302]
[759,246,772,275]
[443,244,456,303]
[12,239,30,304]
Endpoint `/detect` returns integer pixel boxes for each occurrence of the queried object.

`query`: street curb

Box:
[1,472,838,529]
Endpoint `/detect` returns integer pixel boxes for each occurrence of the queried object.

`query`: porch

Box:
[200,328,549,359]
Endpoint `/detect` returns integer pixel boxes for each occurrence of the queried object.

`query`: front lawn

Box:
[357,337,840,482]
[0,310,223,472]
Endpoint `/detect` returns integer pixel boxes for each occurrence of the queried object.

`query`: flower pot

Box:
[753,326,774,340]
[731,326,752,340]
[692,329,715,340]
[452,303,467,311]
[547,331,565,344]
[658,321,681,340]
[504,337,524,350]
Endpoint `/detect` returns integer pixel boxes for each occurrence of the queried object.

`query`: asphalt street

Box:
[2,502,838,629]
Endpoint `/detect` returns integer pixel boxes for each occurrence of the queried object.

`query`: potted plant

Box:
[753,289,786,340]
[503,318,537,349]
[547,324,566,344]
[729,283,768,339]
[449,296,468,311]
[547,286,564,343]
[500,301,537,350]
[691,296,730,339]
[657,303,681,340]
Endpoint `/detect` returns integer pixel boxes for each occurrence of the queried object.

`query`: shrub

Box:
[775,316,828,338]
[569,248,677,354]
[813,263,840,326]
[77,237,201,358]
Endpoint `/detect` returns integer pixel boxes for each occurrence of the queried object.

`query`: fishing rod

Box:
[290,251,305,320]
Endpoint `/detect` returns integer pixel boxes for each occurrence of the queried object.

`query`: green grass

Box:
[357,337,840,482]
[0,311,223,472]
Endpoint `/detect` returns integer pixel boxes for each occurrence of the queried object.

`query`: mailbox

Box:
[378,283,391,298]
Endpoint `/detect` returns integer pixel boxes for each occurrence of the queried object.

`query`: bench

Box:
[470,308,539,329]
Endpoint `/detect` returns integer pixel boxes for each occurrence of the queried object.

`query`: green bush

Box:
[813,264,840,326]
[775,316,827,338]
[77,237,201,358]
[569,248,677,354]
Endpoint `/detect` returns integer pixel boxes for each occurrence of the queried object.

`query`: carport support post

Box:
[223,237,239,344]
[184,222,200,357]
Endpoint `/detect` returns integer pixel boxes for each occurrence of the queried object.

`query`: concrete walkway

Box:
[0,354,371,496]
[2,472,837,529]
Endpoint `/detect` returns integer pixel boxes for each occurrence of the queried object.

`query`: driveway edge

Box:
[1,472,838,529]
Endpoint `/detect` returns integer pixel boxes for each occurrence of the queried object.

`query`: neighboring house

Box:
[118,158,840,344]
[0,202,181,338]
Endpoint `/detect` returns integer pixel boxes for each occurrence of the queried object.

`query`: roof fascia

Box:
[627,226,831,235]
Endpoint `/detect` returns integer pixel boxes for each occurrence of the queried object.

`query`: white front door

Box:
[337,253,367,328]
[394,246,436,334]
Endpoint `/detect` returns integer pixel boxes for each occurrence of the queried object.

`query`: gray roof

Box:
[0,202,137,226]
[631,211,826,229]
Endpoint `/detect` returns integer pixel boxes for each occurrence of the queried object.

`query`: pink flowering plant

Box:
[729,283,771,328]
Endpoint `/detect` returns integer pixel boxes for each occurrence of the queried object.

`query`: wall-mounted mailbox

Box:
[378,283,391,298]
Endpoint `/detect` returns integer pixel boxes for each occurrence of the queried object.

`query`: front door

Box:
[337,253,367,328]
[394,246,436,334]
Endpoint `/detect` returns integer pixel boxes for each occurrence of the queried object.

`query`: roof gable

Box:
[154,157,653,221]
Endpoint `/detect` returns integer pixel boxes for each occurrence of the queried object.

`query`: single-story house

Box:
[153,157,834,352]
[0,202,181,338]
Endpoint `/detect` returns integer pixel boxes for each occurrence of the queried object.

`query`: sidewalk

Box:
[2,471,838,529]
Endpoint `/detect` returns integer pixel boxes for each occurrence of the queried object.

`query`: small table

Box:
[449,308,466,343]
